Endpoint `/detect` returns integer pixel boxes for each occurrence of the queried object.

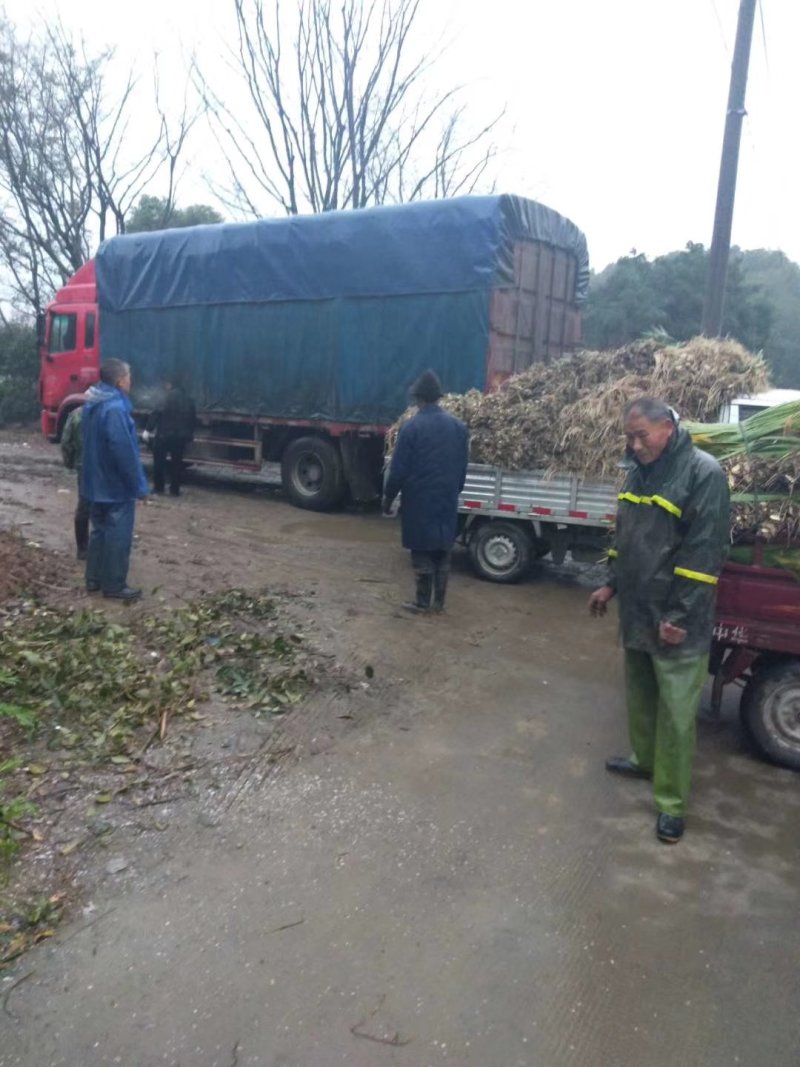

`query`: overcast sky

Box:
[5,0,797,272]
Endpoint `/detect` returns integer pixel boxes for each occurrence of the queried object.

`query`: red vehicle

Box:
[39,261,99,442]
[711,549,800,770]
[38,196,589,511]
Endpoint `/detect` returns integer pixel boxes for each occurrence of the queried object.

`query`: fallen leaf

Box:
[1,934,27,962]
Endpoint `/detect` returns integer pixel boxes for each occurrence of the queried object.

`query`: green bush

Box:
[0,323,39,426]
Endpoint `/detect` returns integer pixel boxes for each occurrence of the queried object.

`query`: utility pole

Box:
[701,0,757,338]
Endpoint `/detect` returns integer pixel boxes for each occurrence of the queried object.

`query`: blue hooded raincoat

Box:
[80,383,149,503]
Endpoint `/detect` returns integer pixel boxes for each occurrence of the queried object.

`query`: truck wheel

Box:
[468,521,532,583]
[740,660,800,771]
[281,436,345,511]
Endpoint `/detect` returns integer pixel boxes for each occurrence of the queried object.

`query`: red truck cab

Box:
[39,260,100,440]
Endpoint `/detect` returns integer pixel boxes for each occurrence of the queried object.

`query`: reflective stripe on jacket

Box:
[608,426,730,656]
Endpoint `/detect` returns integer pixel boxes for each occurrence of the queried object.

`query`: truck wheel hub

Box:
[484,535,517,570]
[765,683,800,747]
[294,454,323,493]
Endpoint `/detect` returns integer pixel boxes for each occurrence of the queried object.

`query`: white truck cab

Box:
[719,389,800,424]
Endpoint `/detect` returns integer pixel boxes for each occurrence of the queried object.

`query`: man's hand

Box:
[589,585,616,617]
[659,620,687,646]
[382,496,394,517]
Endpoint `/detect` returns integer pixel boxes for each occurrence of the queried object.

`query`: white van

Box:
[719,389,800,423]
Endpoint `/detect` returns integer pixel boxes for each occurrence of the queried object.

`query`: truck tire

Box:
[468,521,532,583]
[281,436,346,511]
[740,659,800,771]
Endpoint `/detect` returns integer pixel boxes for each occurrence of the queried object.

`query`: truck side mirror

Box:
[36,311,46,346]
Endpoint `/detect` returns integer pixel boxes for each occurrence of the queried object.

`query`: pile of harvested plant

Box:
[387,337,768,479]
[686,400,800,548]
[388,335,800,553]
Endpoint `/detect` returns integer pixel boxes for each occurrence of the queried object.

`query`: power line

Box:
[757,0,770,81]
[709,0,731,56]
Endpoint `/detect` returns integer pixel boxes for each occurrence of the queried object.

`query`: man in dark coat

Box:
[81,359,149,601]
[383,370,469,613]
[144,377,196,496]
[589,397,730,844]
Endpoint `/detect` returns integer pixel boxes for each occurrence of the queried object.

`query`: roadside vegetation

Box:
[0,530,314,967]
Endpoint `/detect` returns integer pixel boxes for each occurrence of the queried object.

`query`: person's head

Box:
[163,372,184,392]
[411,369,443,406]
[100,359,132,394]
[623,397,676,466]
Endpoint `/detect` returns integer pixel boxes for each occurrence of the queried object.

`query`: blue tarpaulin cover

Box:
[97,195,589,425]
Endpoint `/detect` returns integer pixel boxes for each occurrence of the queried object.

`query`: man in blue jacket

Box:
[80,359,149,601]
[383,370,469,614]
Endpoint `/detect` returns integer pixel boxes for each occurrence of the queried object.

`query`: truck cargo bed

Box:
[459,464,618,526]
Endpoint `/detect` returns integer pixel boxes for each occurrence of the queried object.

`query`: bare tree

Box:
[199,0,501,217]
[0,22,92,313]
[0,17,198,316]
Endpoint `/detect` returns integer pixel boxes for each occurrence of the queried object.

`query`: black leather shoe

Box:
[86,583,101,594]
[103,586,142,602]
[656,813,685,843]
[401,601,429,614]
[605,756,651,779]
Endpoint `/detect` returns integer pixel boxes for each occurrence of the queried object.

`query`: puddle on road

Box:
[281,516,394,544]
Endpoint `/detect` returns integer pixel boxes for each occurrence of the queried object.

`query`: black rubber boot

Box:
[403,573,432,614]
[432,569,449,613]
[605,756,651,779]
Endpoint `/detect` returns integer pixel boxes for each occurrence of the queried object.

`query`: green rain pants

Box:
[624,649,709,818]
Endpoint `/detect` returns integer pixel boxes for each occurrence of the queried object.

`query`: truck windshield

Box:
[49,313,77,354]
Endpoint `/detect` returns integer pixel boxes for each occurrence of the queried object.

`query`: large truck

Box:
[39,195,589,511]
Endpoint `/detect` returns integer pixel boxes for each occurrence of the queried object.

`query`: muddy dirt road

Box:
[1,432,799,1067]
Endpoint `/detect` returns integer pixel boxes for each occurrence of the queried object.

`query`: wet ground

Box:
[1,431,799,1066]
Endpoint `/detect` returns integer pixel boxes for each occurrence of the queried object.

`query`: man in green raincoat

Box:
[589,397,730,843]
